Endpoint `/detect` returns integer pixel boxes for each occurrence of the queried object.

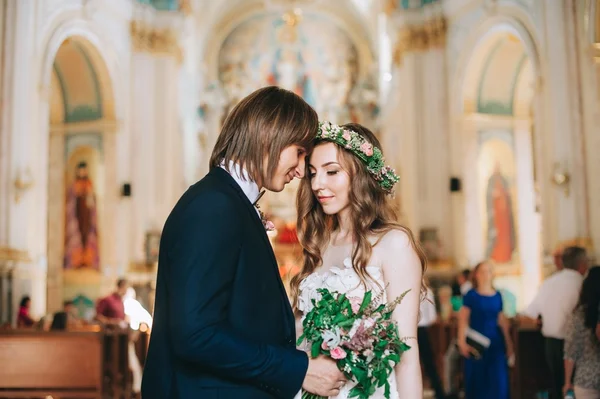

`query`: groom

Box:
[142,86,345,399]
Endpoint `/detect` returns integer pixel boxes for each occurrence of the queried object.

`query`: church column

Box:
[418,15,451,262]
[387,6,451,262]
[3,1,48,319]
[129,9,184,266]
[575,0,600,260]
[513,118,542,304]
[539,1,589,247]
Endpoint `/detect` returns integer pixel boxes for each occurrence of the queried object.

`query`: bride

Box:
[290,122,426,398]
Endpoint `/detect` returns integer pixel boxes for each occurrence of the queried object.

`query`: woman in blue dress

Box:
[458,261,514,399]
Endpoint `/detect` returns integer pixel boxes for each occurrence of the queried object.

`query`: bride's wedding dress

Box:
[295,255,399,399]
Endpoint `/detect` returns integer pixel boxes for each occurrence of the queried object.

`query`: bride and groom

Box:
[141,87,425,398]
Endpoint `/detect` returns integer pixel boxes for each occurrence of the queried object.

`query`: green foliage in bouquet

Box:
[297,288,411,399]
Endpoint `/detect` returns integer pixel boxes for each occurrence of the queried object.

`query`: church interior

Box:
[0,0,599,397]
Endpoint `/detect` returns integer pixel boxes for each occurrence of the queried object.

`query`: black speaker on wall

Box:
[122,183,132,197]
[450,177,461,192]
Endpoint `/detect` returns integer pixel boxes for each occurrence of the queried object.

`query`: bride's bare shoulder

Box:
[374,228,413,251]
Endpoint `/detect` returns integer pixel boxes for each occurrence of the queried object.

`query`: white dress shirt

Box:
[460,281,473,296]
[220,161,262,205]
[523,269,584,339]
[418,288,437,327]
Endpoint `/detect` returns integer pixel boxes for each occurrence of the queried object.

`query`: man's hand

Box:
[302,356,346,397]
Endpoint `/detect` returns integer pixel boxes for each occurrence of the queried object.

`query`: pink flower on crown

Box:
[342,130,352,141]
[330,347,347,360]
[360,142,373,156]
[321,126,329,137]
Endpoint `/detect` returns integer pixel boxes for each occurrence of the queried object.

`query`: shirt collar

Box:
[220,161,262,204]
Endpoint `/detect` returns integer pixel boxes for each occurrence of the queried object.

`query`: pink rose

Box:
[342,130,352,141]
[330,347,347,360]
[360,142,373,156]
[265,221,275,231]
[349,297,362,314]
[321,341,329,350]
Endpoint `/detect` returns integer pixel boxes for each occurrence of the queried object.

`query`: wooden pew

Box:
[0,330,103,398]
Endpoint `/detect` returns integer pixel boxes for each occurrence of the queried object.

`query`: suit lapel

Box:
[209,168,296,326]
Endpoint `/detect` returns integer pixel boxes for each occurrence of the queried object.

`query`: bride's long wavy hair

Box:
[290,123,427,311]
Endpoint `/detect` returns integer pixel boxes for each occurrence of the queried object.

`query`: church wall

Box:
[384,0,594,309]
[0,0,190,320]
[576,0,600,265]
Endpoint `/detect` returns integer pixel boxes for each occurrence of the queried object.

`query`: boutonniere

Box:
[253,190,275,232]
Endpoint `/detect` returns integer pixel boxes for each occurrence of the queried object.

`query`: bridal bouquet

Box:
[297,288,411,399]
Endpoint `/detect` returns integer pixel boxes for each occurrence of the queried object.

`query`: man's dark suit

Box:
[142,167,308,398]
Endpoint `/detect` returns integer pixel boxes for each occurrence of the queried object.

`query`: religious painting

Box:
[477,130,519,274]
[218,11,359,122]
[144,231,161,265]
[64,134,102,271]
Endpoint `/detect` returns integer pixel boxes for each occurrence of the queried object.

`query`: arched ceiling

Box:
[200,0,376,80]
[136,0,179,11]
[463,29,535,117]
[51,39,102,123]
[477,34,528,115]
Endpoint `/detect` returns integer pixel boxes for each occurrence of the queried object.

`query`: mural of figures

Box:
[478,130,518,269]
[218,12,359,122]
[64,148,100,270]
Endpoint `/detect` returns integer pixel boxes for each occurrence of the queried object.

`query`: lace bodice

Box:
[295,256,399,399]
[297,257,387,315]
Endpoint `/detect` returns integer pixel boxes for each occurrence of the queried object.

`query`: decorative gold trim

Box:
[130,20,183,63]
[49,119,120,136]
[179,0,192,16]
[393,16,447,66]
[0,247,31,262]
[553,237,594,252]
[384,0,397,16]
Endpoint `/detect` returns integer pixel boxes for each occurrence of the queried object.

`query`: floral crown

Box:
[316,121,400,193]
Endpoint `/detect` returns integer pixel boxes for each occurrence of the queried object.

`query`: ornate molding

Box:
[130,20,182,63]
[393,16,448,66]
[49,118,121,136]
[0,247,31,263]
[553,237,595,255]
[179,0,192,16]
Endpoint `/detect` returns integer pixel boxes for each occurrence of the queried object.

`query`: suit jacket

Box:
[142,167,308,399]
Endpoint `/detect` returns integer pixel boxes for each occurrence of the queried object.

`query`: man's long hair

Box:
[209,86,318,185]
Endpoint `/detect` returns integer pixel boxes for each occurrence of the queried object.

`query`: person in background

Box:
[96,278,128,326]
[124,287,152,397]
[124,287,152,330]
[452,269,472,297]
[457,261,513,399]
[597,302,600,341]
[522,246,589,399]
[51,300,81,330]
[16,295,35,328]
[553,247,564,272]
[419,287,446,399]
[563,266,600,399]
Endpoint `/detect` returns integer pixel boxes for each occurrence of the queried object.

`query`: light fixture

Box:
[551,162,571,196]
[13,167,34,203]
